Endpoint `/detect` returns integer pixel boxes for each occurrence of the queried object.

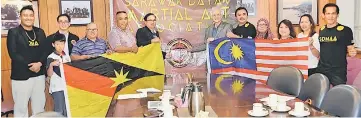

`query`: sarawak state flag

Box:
[62,43,165,117]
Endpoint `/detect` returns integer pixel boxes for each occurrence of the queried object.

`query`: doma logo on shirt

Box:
[319,36,337,42]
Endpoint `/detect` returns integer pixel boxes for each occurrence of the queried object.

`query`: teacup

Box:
[252,103,267,113]
[268,94,278,106]
[276,101,287,111]
[294,102,309,113]
[162,90,171,99]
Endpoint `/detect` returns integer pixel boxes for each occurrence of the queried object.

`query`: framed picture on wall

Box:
[59,0,93,25]
[1,0,39,36]
[229,0,257,16]
[277,0,318,25]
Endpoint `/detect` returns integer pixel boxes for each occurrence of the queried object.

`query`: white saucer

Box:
[248,110,269,117]
[161,116,178,118]
[272,106,292,112]
[159,96,175,100]
[175,94,181,97]
[288,110,310,117]
[157,105,175,110]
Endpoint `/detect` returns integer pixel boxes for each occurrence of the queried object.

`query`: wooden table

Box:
[106,74,330,117]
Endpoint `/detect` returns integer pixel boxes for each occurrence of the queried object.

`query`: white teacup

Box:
[162,90,171,99]
[252,103,267,113]
[268,94,278,106]
[276,101,287,111]
[294,102,309,113]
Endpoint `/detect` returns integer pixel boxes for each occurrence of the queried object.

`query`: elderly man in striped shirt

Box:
[71,23,110,61]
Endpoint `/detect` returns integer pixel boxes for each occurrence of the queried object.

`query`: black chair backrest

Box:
[320,85,361,117]
[298,73,330,108]
[267,66,304,96]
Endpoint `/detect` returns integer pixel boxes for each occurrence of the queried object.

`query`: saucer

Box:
[272,106,291,112]
[248,110,269,117]
[159,96,175,100]
[157,105,175,110]
[288,110,310,117]
[175,94,181,97]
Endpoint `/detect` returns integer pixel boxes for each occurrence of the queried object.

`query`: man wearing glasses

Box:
[46,14,79,58]
[71,23,110,61]
[136,13,165,58]
[136,13,161,46]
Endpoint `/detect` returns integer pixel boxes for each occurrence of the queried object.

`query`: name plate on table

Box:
[177,106,218,117]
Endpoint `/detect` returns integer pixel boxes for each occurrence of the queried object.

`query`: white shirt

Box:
[297,33,320,69]
[62,32,70,56]
[47,52,71,93]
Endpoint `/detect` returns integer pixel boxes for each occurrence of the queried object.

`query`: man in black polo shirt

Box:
[317,3,357,86]
[227,7,256,39]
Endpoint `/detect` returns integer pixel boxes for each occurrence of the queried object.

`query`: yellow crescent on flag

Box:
[214,40,232,65]
[215,75,232,95]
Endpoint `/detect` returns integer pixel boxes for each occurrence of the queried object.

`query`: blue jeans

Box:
[52,91,67,117]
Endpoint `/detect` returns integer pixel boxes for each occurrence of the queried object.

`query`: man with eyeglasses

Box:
[45,14,79,59]
[136,13,165,58]
[136,13,161,46]
[71,23,110,61]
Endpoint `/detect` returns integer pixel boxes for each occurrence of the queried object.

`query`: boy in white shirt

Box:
[46,33,70,116]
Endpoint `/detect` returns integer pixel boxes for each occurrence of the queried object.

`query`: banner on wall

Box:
[209,38,309,82]
[111,0,249,75]
[63,43,164,117]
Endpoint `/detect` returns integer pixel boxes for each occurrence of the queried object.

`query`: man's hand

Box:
[28,62,42,73]
[131,46,138,53]
[106,50,113,55]
[348,45,357,57]
[227,32,240,38]
[71,40,76,45]
[207,37,215,43]
[151,37,161,43]
[273,38,280,40]
[50,60,60,67]
[82,55,92,60]
[165,52,172,59]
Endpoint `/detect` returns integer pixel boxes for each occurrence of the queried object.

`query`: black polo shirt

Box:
[231,22,257,39]
[318,24,353,69]
[317,23,353,85]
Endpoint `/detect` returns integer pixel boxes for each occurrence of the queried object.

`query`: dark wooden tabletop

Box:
[106,74,330,117]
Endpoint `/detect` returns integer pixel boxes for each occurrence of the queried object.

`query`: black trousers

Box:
[308,68,317,76]
[316,67,347,86]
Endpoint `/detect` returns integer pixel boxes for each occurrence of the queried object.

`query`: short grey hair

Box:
[210,6,224,15]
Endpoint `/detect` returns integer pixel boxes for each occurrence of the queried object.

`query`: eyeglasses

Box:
[258,23,267,26]
[86,29,98,31]
[58,21,69,24]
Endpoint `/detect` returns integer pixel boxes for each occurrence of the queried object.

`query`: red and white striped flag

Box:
[213,38,309,83]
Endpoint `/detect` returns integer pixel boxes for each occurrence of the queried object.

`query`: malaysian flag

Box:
[209,37,308,83]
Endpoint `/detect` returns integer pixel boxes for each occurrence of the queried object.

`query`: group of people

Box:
[197,3,357,88]
[6,3,358,117]
[6,4,163,117]
[63,7,90,18]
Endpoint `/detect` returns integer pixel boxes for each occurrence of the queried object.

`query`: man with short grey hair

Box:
[192,7,232,52]
[189,7,232,72]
